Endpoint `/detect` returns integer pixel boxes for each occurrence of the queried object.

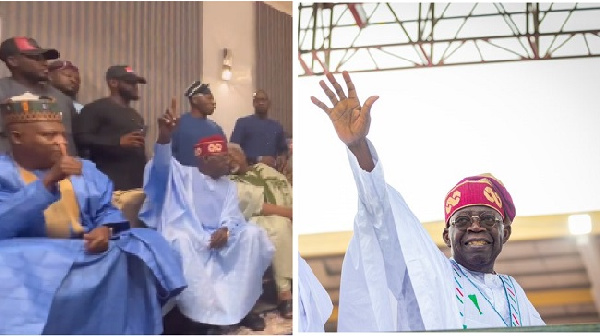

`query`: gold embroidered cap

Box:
[0,93,63,125]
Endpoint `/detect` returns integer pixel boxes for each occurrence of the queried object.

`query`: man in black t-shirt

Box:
[74,65,147,191]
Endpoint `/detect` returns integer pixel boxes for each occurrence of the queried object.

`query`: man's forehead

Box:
[57,68,78,75]
[31,120,66,131]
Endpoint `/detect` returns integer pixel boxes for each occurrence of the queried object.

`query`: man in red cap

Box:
[309,72,545,331]
[0,36,77,155]
[74,65,147,192]
[48,60,83,113]
[140,100,274,334]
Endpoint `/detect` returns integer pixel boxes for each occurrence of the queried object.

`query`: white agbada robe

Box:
[298,253,333,332]
[338,140,545,331]
[140,143,274,325]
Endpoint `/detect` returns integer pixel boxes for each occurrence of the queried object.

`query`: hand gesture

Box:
[84,226,112,253]
[209,227,229,249]
[157,97,179,144]
[43,144,83,189]
[120,131,145,148]
[311,71,379,148]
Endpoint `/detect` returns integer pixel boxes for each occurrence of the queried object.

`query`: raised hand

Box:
[43,144,83,190]
[157,97,179,144]
[310,71,379,148]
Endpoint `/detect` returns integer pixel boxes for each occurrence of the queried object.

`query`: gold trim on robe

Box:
[19,168,84,238]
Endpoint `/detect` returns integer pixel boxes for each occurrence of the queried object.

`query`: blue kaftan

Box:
[0,155,186,334]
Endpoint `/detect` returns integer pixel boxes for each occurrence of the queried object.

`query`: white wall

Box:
[202,1,256,139]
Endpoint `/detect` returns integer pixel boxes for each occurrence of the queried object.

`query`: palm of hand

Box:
[329,96,370,146]
[311,71,378,147]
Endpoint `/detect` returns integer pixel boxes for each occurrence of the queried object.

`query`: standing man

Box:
[0,36,77,155]
[74,65,146,191]
[230,90,288,167]
[48,59,84,113]
[172,80,227,166]
[310,72,545,331]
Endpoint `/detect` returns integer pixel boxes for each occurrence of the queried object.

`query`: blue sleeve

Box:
[0,180,58,239]
[171,128,180,159]
[230,118,243,144]
[276,124,288,155]
[84,163,128,232]
[143,143,174,210]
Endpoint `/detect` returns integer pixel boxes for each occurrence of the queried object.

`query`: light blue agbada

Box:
[0,155,187,334]
[140,143,274,326]
[298,253,333,332]
[338,140,545,332]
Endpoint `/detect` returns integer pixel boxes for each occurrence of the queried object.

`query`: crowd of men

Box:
[0,36,292,335]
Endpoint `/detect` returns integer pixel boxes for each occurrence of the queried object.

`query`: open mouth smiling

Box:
[464,239,491,246]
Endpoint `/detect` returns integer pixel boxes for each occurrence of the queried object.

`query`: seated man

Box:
[228,143,293,319]
[139,103,274,334]
[0,94,186,334]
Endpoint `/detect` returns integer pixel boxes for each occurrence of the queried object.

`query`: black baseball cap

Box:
[105,65,147,84]
[0,36,60,62]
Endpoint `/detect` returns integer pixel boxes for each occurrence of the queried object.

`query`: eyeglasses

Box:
[450,214,502,230]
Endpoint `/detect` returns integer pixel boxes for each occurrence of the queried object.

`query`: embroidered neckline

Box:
[451,259,521,328]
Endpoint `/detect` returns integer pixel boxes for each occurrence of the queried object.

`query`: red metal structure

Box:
[298,2,600,76]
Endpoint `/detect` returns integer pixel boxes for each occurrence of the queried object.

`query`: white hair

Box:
[228,142,244,155]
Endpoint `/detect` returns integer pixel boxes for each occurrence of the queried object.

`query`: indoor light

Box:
[222,48,232,81]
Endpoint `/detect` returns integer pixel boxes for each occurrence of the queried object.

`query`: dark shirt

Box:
[0,77,78,155]
[230,114,288,161]
[171,112,226,166]
[74,97,146,190]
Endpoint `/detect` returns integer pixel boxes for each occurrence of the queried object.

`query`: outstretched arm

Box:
[311,72,419,331]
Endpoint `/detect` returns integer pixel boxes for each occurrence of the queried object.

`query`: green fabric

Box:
[229,163,292,207]
[229,163,293,291]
